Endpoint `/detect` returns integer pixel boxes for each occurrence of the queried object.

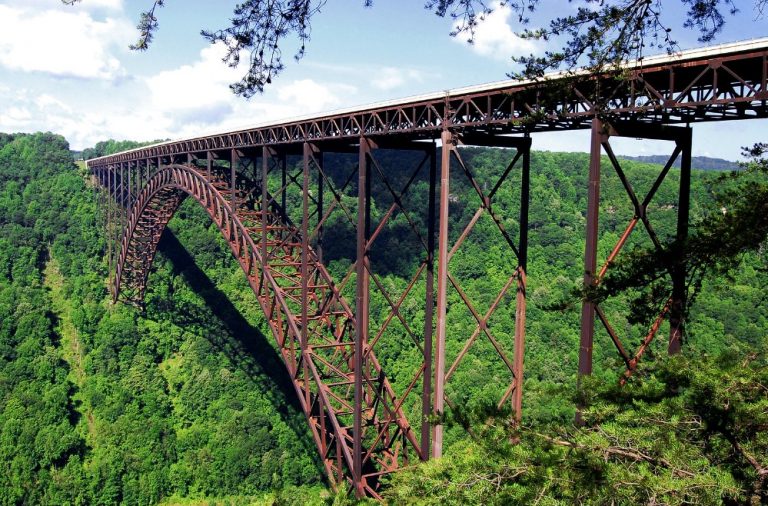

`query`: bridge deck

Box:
[87,36,768,499]
[88,37,768,167]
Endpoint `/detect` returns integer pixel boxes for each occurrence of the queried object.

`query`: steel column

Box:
[354,137,372,496]
[433,129,452,458]
[261,147,271,267]
[107,165,113,296]
[119,162,125,228]
[231,149,238,209]
[579,119,604,388]
[512,136,530,422]
[669,128,692,355]
[316,153,324,265]
[128,161,133,210]
[136,161,140,204]
[301,142,312,412]
[281,155,287,211]
[421,144,437,459]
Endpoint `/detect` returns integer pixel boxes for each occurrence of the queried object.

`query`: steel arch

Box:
[113,163,421,497]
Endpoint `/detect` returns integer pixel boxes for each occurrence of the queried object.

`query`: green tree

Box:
[386,350,768,504]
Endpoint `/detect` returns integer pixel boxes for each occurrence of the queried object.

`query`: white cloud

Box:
[35,94,73,112]
[6,106,32,122]
[0,4,131,79]
[455,1,536,60]
[371,67,427,91]
[144,43,356,136]
[277,79,344,110]
[146,44,238,112]
[4,0,123,12]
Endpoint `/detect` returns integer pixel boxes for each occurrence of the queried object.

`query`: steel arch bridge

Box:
[89,38,768,498]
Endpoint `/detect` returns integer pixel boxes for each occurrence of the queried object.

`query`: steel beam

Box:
[579,119,604,388]
[669,128,692,354]
[433,129,452,458]
[512,135,531,422]
[354,137,372,496]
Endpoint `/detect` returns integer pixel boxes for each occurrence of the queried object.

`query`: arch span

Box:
[113,163,421,497]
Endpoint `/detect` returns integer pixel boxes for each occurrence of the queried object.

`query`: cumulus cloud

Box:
[0,4,131,79]
[0,40,362,149]
[35,94,73,112]
[146,45,238,112]
[455,1,536,60]
[144,43,356,134]
[277,79,344,110]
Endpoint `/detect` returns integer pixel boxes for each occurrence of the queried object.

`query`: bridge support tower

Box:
[578,118,692,402]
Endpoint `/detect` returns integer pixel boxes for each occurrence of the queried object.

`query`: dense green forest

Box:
[0,132,765,505]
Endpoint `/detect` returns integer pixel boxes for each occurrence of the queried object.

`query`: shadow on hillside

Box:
[156,229,323,475]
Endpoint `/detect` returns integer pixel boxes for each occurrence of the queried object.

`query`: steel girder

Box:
[578,119,693,399]
[83,40,762,490]
[102,161,424,497]
[88,41,767,167]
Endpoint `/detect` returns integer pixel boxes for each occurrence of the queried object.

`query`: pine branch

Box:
[533,431,696,477]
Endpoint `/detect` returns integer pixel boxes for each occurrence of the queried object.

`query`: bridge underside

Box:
[89,39,768,499]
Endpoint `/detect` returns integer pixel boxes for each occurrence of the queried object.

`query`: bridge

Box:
[88,38,768,498]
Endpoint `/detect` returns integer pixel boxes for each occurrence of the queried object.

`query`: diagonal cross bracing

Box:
[88,37,768,499]
[89,38,767,167]
[97,162,422,498]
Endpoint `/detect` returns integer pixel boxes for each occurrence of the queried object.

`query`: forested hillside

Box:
[0,134,325,505]
[619,155,740,171]
[0,133,765,505]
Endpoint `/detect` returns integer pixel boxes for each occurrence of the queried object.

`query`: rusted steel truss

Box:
[94,154,432,497]
[579,119,692,385]
[87,39,768,499]
[92,41,766,165]
[90,127,532,497]
[432,131,530,457]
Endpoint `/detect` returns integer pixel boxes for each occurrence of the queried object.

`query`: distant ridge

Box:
[619,155,740,171]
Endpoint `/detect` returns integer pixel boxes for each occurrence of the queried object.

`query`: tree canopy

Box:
[2,130,766,502]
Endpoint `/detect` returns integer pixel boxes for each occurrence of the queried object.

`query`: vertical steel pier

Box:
[578,118,693,396]
[87,38,768,498]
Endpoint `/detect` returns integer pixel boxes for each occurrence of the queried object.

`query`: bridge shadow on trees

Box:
[154,228,324,476]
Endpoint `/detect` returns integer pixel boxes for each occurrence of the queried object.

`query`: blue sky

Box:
[0,0,766,159]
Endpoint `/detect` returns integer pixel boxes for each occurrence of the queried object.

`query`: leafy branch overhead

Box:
[63,0,763,97]
[199,1,335,98]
